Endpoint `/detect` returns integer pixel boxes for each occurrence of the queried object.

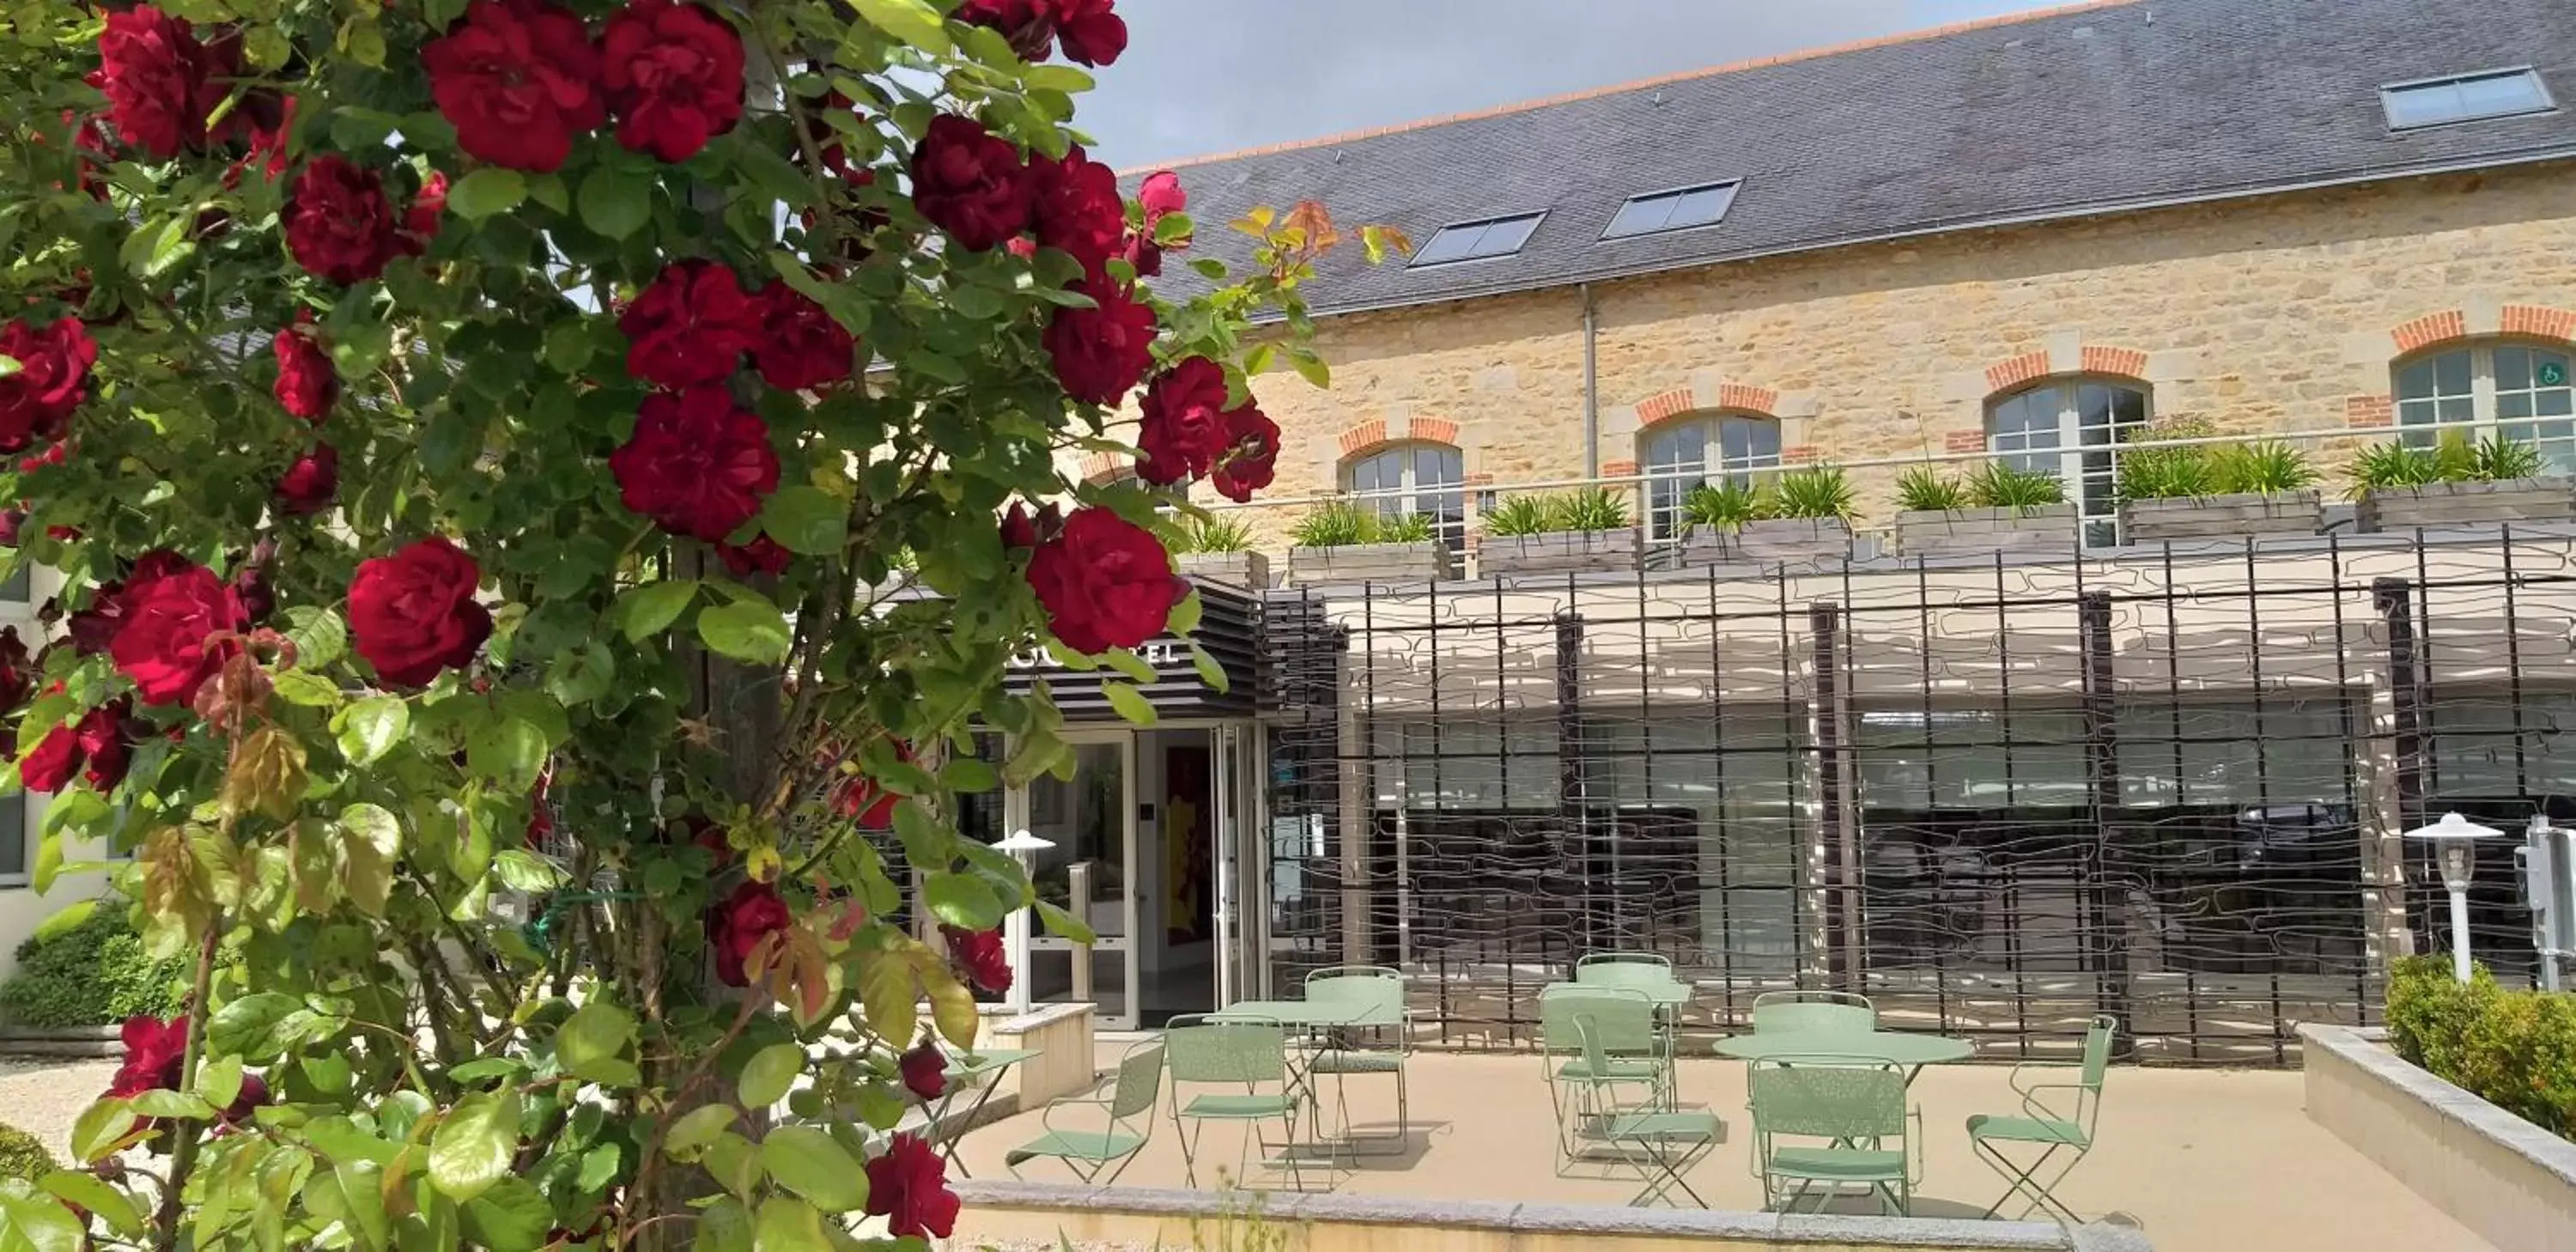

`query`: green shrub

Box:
[1175,514,1255,555]
[0,1122,55,1186]
[1480,495,1552,538]
[1893,466,1965,513]
[2348,430,2553,497]
[1964,460,2065,511]
[2348,441,2442,494]
[2118,420,2319,501]
[1290,500,1374,548]
[1771,465,1855,520]
[0,906,190,1029]
[1484,489,1631,536]
[2209,440,2318,494]
[2386,956,2576,1140]
[2475,432,2547,482]
[1681,479,1771,530]
[1378,513,1437,544]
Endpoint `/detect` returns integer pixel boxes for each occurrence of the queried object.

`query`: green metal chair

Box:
[1164,1014,1309,1189]
[1750,989,1876,1036]
[1569,1017,1724,1207]
[1968,1013,2115,1223]
[1574,952,1677,991]
[1537,985,1667,1170]
[1302,966,1409,1154]
[1747,1055,1921,1215]
[1003,1041,1165,1184]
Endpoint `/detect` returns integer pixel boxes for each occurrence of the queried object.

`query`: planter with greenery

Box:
[1892,461,2079,556]
[2385,955,2575,1141]
[2115,422,2324,541]
[0,908,191,1052]
[1475,488,1641,577]
[2351,432,2576,532]
[1699,465,1856,563]
[1172,514,1272,590]
[1285,501,1454,585]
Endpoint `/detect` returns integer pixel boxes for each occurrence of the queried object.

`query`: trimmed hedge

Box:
[2385,954,2576,1140]
[0,1121,54,1185]
[0,907,189,1029]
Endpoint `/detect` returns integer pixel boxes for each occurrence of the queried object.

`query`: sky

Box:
[1077,0,2064,168]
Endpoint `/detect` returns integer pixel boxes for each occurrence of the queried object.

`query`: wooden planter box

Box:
[1285,541,1455,586]
[2355,477,2576,532]
[1896,503,2079,557]
[1475,527,1642,578]
[2122,489,2323,543]
[1176,550,1272,590]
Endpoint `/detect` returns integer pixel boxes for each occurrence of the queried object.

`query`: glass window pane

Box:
[2439,398,2476,423]
[2382,82,2463,128]
[2397,359,2438,401]
[2453,70,2549,118]
[2542,389,2574,418]
[2434,349,2474,395]
[2501,392,2535,420]
[1670,184,1737,228]
[1647,423,1705,472]
[1409,223,1488,266]
[1603,196,1674,239]
[0,796,21,878]
[2498,347,2534,390]
[0,565,27,603]
[1471,213,1542,258]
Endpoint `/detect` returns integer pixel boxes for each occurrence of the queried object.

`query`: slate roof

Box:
[1135,0,2576,317]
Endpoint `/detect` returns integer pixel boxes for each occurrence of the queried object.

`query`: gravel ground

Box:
[0,1057,118,1160]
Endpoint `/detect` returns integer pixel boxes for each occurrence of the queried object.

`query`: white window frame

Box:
[1406,212,1546,270]
[2395,342,2576,472]
[2,560,53,886]
[1342,442,1466,551]
[1639,412,1783,540]
[1985,378,2152,548]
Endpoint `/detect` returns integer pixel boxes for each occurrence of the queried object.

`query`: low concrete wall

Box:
[0,1024,121,1058]
[987,1002,1097,1108]
[954,1182,2152,1252]
[2300,1024,2576,1252]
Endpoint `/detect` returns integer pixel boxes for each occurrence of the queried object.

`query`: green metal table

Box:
[1557,978,1693,1011]
[1210,998,1404,1162]
[1714,1030,1974,1081]
[929,1048,1036,1177]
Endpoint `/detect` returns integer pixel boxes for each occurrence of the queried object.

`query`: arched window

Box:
[1987,378,2150,547]
[1343,442,1465,550]
[2397,342,2576,471]
[1640,413,1782,540]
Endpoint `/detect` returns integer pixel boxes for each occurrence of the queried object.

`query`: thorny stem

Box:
[149,921,222,1251]
[623,991,766,1245]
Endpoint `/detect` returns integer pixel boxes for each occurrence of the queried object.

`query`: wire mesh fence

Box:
[1258,526,2576,1065]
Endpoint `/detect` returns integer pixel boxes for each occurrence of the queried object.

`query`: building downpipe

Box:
[1580,283,1600,478]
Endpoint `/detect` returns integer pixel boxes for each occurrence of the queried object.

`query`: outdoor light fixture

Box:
[2403,812,2500,983]
[993,830,1054,1013]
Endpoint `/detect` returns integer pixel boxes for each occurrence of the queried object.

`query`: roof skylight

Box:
[2381,68,2554,131]
[1408,212,1546,268]
[1601,181,1741,240]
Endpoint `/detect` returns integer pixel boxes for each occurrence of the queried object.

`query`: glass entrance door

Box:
[1017,732,1138,1028]
[1212,722,1269,1004]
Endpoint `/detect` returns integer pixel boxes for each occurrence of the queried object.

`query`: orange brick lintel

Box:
[1984,350,2051,394]
[2391,310,2468,355]
[2502,304,2576,343]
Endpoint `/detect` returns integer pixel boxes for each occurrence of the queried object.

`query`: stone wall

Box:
[1151,162,2576,555]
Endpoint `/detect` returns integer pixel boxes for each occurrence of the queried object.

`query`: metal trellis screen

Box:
[1256,527,2576,1065]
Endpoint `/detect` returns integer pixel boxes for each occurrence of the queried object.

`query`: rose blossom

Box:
[717,534,791,577]
[1046,0,1127,67]
[1124,169,1188,277]
[1029,144,1122,273]
[1042,278,1155,406]
[425,0,605,173]
[398,171,448,257]
[275,443,338,516]
[0,317,97,453]
[1024,506,1181,654]
[865,1133,961,1238]
[899,1041,946,1101]
[349,537,493,687]
[66,552,191,659]
[1210,404,1281,504]
[708,880,792,988]
[1135,356,1232,485]
[750,283,855,392]
[600,0,745,163]
[618,259,758,391]
[108,1015,189,1097]
[94,5,240,158]
[20,700,136,793]
[610,386,780,543]
[108,552,247,707]
[283,155,401,285]
[940,925,1012,994]
[909,115,1031,252]
[272,310,336,422]
[0,626,27,714]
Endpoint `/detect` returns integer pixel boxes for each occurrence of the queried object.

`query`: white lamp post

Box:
[992,830,1054,1014]
[2403,812,2500,983]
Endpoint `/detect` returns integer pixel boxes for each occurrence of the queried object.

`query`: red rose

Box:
[1025,507,1181,654]
[750,284,854,392]
[349,537,493,687]
[831,740,909,830]
[899,1041,946,1101]
[1125,169,1188,277]
[864,1133,961,1240]
[717,534,791,577]
[1029,144,1122,273]
[56,110,113,202]
[610,386,779,542]
[272,310,336,422]
[0,627,27,715]
[275,442,338,516]
[0,508,21,549]
[600,0,745,162]
[232,95,295,185]
[17,722,80,793]
[1046,0,1127,67]
[999,501,1062,551]
[940,925,1012,994]
[222,1073,269,1125]
[109,553,247,707]
[1043,278,1155,407]
[909,115,1031,252]
[76,702,134,793]
[0,317,97,453]
[399,170,448,256]
[1136,356,1233,485]
[708,880,792,988]
[955,0,1050,59]
[108,1015,189,1097]
[425,0,605,173]
[1211,404,1280,504]
[94,6,239,158]
[231,556,276,625]
[618,259,758,390]
[1138,170,1185,222]
[283,155,401,285]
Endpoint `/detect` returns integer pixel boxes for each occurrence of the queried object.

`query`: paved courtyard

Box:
[954,1047,2491,1252]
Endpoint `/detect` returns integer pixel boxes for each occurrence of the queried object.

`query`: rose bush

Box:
[0,0,1390,1247]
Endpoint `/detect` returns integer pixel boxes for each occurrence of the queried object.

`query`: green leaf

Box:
[1290,348,1332,388]
[757,1127,868,1213]
[126,1090,214,1119]
[556,1002,640,1086]
[849,0,951,52]
[575,1142,622,1194]
[207,992,305,1062]
[335,697,409,765]
[285,605,348,671]
[1022,64,1096,94]
[271,669,343,708]
[525,172,569,214]
[69,1099,135,1163]
[31,899,97,944]
[694,1198,754,1252]
[702,1131,762,1199]
[577,165,652,240]
[1102,647,1157,684]
[493,848,562,892]
[465,717,549,793]
[856,949,920,1046]
[697,600,793,666]
[939,757,998,793]
[663,1104,738,1160]
[543,319,592,374]
[852,1085,905,1132]
[428,1089,520,1202]
[0,356,17,380]
[545,641,615,707]
[757,486,847,556]
[1103,680,1158,726]
[460,1176,551,1252]
[0,1179,83,1252]
[39,1171,141,1236]
[1036,898,1097,945]
[1167,590,1205,635]
[196,1054,245,1111]
[736,1042,802,1110]
[1190,641,1230,695]
[734,142,815,209]
[923,871,1005,930]
[616,580,699,641]
[446,168,526,220]
[338,802,403,918]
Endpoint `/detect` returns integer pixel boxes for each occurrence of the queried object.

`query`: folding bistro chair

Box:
[1570,1017,1723,1207]
[1302,966,1409,1155]
[1968,1013,2114,1223]
[1749,989,1876,1036]
[1003,1041,1165,1184]
[1574,952,1677,991]
[1747,1056,1921,1215]
[1164,1014,1310,1189]
[1537,985,1666,1171]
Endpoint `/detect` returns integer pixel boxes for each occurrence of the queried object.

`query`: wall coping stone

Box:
[980,1001,1094,1032]
[2299,1024,2576,1192]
